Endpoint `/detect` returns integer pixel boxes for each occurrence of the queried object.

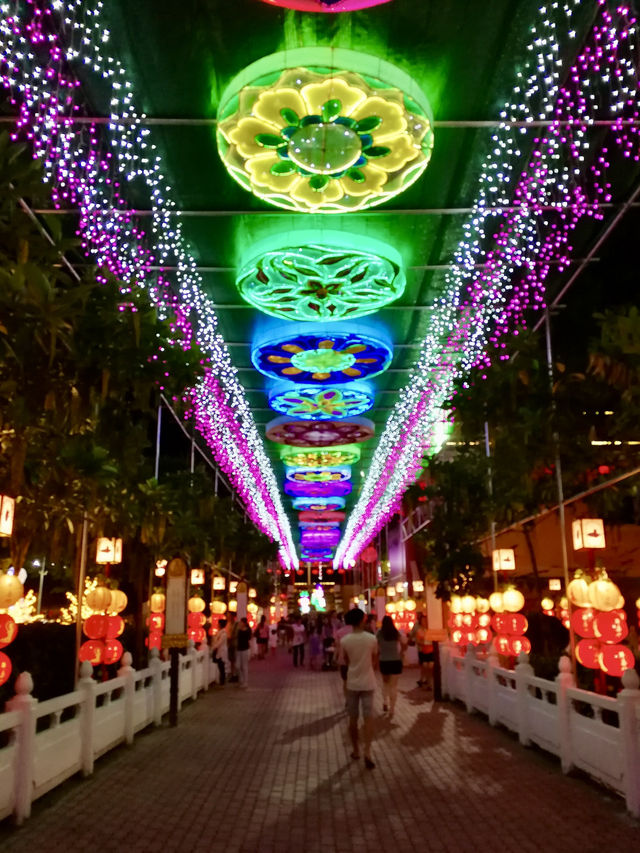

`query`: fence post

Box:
[189,640,198,700]
[618,668,640,818]
[464,644,476,714]
[117,652,135,745]
[6,672,37,825]
[555,655,575,774]
[78,660,96,777]
[149,648,163,726]
[515,651,534,747]
[487,645,499,726]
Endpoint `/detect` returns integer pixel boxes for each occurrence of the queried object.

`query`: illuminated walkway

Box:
[1,650,638,853]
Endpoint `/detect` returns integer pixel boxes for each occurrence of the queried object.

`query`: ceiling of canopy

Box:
[4,0,639,570]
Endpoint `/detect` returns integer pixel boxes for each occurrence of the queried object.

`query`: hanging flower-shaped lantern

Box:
[217,48,434,213]
[300,548,334,560]
[299,521,341,531]
[268,380,374,420]
[285,465,351,483]
[298,509,346,522]
[252,321,392,384]
[267,416,375,446]
[291,497,346,511]
[284,479,353,497]
[301,529,341,548]
[237,232,405,322]
[258,1,392,11]
[281,444,361,467]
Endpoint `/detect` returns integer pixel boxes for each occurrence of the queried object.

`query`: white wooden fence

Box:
[0,645,216,825]
[440,643,640,817]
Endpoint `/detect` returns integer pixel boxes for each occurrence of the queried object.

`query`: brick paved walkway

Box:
[1,650,638,852]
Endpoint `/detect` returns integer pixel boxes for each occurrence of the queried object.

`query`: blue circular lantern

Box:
[268,380,374,420]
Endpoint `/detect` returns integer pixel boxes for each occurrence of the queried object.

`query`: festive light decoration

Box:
[298,510,345,522]
[335,2,640,568]
[0,494,15,537]
[0,572,24,610]
[301,529,341,547]
[217,48,433,213]
[268,381,375,420]
[292,497,346,512]
[285,466,351,483]
[258,0,392,11]
[284,480,352,498]
[0,1,297,570]
[252,323,392,384]
[237,233,404,323]
[96,537,122,565]
[300,548,334,560]
[492,548,515,572]
[266,416,375,446]
[572,518,606,550]
[281,445,360,467]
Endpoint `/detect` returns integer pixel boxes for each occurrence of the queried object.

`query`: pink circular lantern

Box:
[594,610,628,644]
[361,546,377,563]
[298,510,346,523]
[258,0,392,11]
[599,644,635,677]
[266,416,374,447]
[285,479,352,498]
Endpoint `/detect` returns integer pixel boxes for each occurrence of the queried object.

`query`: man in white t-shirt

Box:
[340,608,378,769]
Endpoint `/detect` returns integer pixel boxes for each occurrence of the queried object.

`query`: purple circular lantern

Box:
[284,480,352,498]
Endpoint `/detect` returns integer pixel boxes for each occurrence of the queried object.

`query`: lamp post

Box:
[34,558,47,615]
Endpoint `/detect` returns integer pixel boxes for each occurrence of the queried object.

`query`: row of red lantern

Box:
[572,606,634,676]
[79,612,126,665]
[448,612,493,647]
[0,612,19,686]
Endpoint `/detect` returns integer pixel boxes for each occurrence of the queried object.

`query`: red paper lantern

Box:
[478,613,492,628]
[451,628,464,644]
[147,630,163,650]
[78,640,105,665]
[0,613,18,648]
[361,546,377,563]
[599,644,635,677]
[448,613,464,629]
[476,626,492,644]
[504,613,528,635]
[491,614,508,634]
[104,639,123,665]
[105,615,125,640]
[83,614,108,640]
[594,610,628,644]
[187,612,206,629]
[461,613,479,630]
[187,626,206,643]
[148,612,165,631]
[571,607,596,639]
[508,636,531,656]
[0,650,11,686]
[494,634,511,655]
[576,638,601,669]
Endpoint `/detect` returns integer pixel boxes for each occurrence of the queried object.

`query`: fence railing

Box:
[440,643,640,817]
[1,644,215,825]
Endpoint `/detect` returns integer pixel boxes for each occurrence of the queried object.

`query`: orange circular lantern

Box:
[187,612,206,629]
[0,650,11,686]
[494,634,511,655]
[85,585,112,612]
[588,577,622,612]
[0,573,24,609]
[460,595,476,613]
[502,588,525,613]
[148,612,165,631]
[576,638,601,669]
[78,639,105,665]
[109,589,128,614]
[83,614,108,640]
[541,596,554,612]
[567,577,591,608]
[449,595,463,614]
[104,639,123,665]
[489,592,504,613]
[571,608,597,638]
[599,644,635,677]
[476,597,490,614]
[147,630,163,650]
[105,615,125,640]
[150,593,166,613]
[0,613,18,648]
[188,596,206,614]
[187,626,206,643]
[508,636,531,656]
[594,610,628,644]
[210,600,227,615]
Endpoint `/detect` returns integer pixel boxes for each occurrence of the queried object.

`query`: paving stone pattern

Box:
[1,650,638,852]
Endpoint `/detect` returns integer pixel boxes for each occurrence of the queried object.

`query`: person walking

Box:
[376,615,406,718]
[211,618,229,686]
[226,611,239,683]
[236,617,252,688]
[341,608,378,769]
[291,615,306,667]
[410,612,434,690]
[256,615,269,660]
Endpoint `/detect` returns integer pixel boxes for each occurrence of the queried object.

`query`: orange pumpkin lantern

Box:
[588,577,622,612]
[576,638,601,669]
[0,573,24,609]
[0,650,11,686]
[489,592,504,613]
[502,588,525,613]
[570,608,596,638]
[109,589,128,614]
[187,596,206,614]
[105,615,125,640]
[594,610,628,644]
[78,639,105,665]
[0,613,18,648]
[83,614,108,640]
[104,639,123,665]
[150,593,166,613]
[85,585,112,612]
[599,644,634,676]
[567,576,591,608]
[460,595,476,613]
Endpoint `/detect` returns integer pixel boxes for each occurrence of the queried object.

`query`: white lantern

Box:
[248,587,257,598]
[96,537,122,565]
[395,582,405,593]
[229,581,238,594]
[492,548,515,572]
[155,559,167,577]
[548,578,562,591]
[190,568,205,585]
[572,518,606,550]
[413,580,424,593]
[0,495,15,537]
[212,576,226,591]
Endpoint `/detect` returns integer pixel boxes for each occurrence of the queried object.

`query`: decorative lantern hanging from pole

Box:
[571,518,606,551]
[96,537,123,565]
[492,548,515,572]
[0,495,15,537]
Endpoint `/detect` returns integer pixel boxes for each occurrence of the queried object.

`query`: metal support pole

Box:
[154,403,162,481]
[484,420,498,592]
[36,558,47,615]
[544,309,576,673]
[74,510,89,687]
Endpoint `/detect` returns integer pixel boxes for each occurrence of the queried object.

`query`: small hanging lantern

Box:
[96,537,123,565]
[413,580,424,593]
[492,548,515,572]
[190,568,205,586]
[0,495,15,537]
[212,575,226,591]
[571,518,605,551]
[548,578,562,591]
[155,559,167,577]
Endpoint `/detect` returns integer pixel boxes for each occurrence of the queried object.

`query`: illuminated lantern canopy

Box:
[492,548,516,572]
[258,0,392,11]
[253,323,392,385]
[238,234,404,323]
[269,381,375,420]
[267,416,375,447]
[281,444,360,467]
[285,479,352,498]
[0,494,15,537]
[301,530,341,548]
[572,518,606,550]
[285,465,351,483]
[217,47,434,213]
